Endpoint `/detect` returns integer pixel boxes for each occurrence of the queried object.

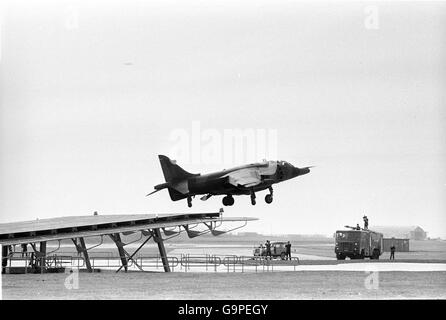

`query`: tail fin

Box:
[158,155,199,182]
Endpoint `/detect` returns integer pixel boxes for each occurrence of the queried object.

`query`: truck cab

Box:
[335,230,383,260]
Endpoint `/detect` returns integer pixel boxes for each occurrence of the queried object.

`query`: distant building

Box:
[372,226,427,240]
[409,227,427,240]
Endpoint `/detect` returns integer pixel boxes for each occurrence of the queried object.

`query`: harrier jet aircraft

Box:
[147,155,312,207]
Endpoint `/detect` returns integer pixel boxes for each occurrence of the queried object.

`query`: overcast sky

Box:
[1,0,445,237]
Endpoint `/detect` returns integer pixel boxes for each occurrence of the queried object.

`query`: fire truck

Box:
[335,226,383,260]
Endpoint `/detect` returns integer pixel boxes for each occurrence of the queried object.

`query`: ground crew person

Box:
[265,240,272,260]
[363,216,369,229]
[259,244,264,256]
[390,245,396,260]
[356,224,361,230]
[29,252,35,267]
[285,241,292,260]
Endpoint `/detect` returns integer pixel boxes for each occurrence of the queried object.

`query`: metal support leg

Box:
[116,234,152,273]
[40,241,46,262]
[39,241,47,271]
[78,237,92,272]
[30,243,38,269]
[2,245,8,274]
[71,239,81,254]
[109,234,128,272]
[153,228,171,272]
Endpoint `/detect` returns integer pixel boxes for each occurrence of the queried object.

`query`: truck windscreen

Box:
[336,232,360,241]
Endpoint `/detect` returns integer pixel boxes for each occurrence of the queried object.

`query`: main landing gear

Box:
[222,195,235,206]
[219,187,275,207]
[265,186,273,204]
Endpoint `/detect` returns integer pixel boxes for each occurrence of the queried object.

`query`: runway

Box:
[290,262,446,272]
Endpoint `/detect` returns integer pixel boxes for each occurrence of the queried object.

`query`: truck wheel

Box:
[280,252,286,260]
[336,254,345,260]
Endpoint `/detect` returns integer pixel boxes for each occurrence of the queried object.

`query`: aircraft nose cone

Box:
[289,165,312,179]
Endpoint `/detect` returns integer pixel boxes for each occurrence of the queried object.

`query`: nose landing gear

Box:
[265,186,273,204]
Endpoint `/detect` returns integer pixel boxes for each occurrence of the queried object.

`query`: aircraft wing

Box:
[224,168,262,188]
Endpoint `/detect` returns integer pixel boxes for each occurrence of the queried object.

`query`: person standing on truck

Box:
[390,245,396,260]
[265,240,272,260]
[363,216,369,229]
[285,241,292,260]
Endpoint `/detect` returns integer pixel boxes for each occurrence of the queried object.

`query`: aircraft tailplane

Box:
[168,187,188,201]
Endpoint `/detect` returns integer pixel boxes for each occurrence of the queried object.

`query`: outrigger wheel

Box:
[250,190,256,205]
[187,196,192,208]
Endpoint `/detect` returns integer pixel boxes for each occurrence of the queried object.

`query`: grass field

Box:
[2,271,446,299]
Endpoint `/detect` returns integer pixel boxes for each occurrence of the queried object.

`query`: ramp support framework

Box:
[109,233,128,272]
[113,228,171,273]
[115,233,153,273]
[1,245,7,274]
[39,241,47,269]
[78,237,92,272]
[0,210,256,274]
[153,228,171,272]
